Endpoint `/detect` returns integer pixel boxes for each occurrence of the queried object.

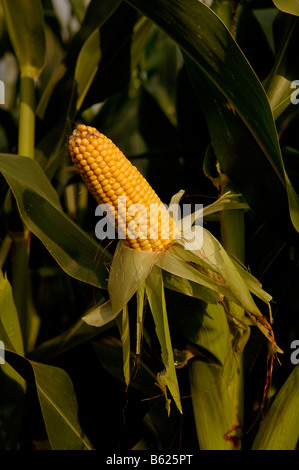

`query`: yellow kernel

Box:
[91,139,99,148]
[102,183,112,192]
[115,188,124,196]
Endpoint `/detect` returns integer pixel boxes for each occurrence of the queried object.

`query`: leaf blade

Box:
[0,154,110,289]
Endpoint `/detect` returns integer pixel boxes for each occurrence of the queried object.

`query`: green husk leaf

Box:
[163,270,220,304]
[82,300,118,327]
[116,304,131,386]
[136,282,146,355]
[146,267,182,414]
[252,365,299,450]
[158,245,236,302]
[108,241,159,315]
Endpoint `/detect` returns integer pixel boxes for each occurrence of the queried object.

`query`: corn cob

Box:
[69,124,179,252]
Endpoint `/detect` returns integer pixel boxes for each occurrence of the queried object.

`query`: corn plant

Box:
[0,0,298,451]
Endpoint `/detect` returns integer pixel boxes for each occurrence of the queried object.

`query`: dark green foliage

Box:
[0,0,298,451]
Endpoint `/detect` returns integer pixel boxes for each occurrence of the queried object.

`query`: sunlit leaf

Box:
[127,0,299,232]
[264,14,299,121]
[4,351,93,450]
[252,365,299,450]
[146,267,182,414]
[0,154,110,289]
[272,0,299,16]
[189,357,242,450]
[0,307,92,450]
[0,271,25,449]
[1,0,46,79]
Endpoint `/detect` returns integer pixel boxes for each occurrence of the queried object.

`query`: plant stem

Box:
[12,73,36,350]
[220,184,245,441]
[18,75,35,159]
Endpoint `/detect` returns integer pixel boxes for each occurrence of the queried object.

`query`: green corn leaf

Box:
[93,336,182,449]
[0,154,111,289]
[252,365,299,450]
[0,270,24,358]
[69,0,87,24]
[127,0,282,178]
[30,360,93,450]
[92,336,158,395]
[28,317,112,363]
[127,0,299,233]
[183,55,292,230]
[166,293,232,368]
[146,266,182,414]
[273,0,299,16]
[0,270,26,449]
[163,270,220,305]
[2,351,93,450]
[1,0,46,79]
[0,302,92,450]
[36,0,122,119]
[136,282,146,356]
[75,13,153,113]
[189,352,242,450]
[264,14,299,121]
[115,304,131,387]
[74,26,102,112]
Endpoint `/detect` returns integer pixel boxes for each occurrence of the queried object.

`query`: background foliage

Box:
[0,0,298,450]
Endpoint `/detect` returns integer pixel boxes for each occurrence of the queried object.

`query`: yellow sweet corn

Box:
[69,124,179,252]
